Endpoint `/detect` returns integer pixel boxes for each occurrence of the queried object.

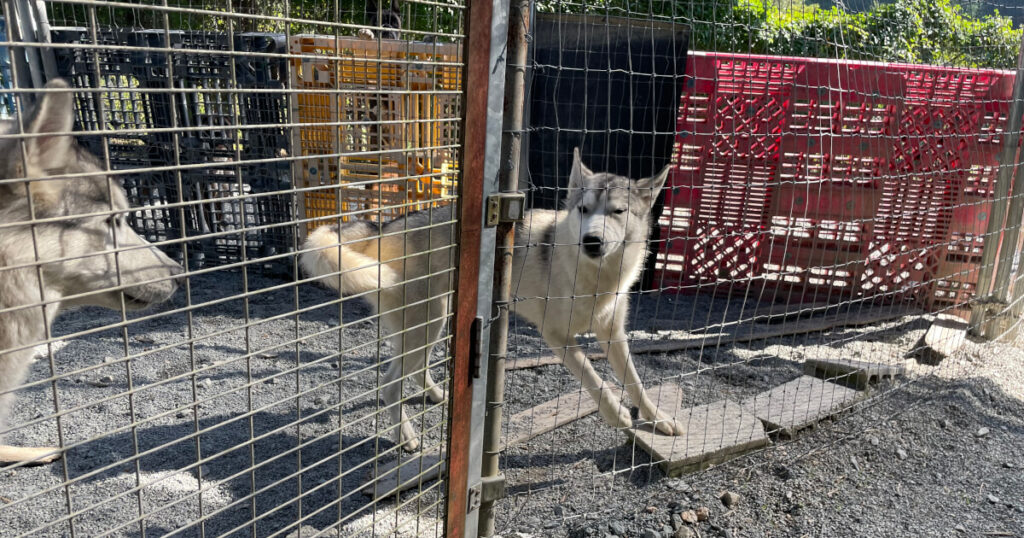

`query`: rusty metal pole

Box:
[478,0,531,535]
[971,30,1024,332]
[446,0,497,535]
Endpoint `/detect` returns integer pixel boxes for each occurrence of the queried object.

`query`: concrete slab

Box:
[914,313,968,365]
[626,384,770,477]
[741,375,866,438]
[803,357,905,390]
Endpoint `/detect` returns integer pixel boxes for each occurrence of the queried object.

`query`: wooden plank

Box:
[914,313,968,365]
[803,357,905,390]
[361,450,446,498]
[626,384,770,477]
[750,300,834,320]
[741,375,866,438]
[647,300,835,331]
[632,305,920,355]
[507,305,919,370]
[501,388,604,450]
[505,354,567,370]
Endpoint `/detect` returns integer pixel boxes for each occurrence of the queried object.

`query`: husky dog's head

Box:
[0,79,183,311]
[562,147,671,260]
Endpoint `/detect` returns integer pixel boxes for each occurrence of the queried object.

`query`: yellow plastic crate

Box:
[289,35,461,232]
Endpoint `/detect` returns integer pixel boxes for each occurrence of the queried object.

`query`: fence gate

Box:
[0,0,507,536]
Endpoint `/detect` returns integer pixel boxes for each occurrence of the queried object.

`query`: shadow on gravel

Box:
[58,408,419,536]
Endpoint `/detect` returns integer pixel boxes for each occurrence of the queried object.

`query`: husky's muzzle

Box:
[582,234,604,258]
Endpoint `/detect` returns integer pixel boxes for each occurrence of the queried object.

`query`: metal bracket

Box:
[467,483,482,514]
[481,474,506,504]
[485,192,526,227]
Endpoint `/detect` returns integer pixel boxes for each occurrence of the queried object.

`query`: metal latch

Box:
[469,316,484,379]
[466,474,506,514]
[481,474,506,504]
[485,192,526,227]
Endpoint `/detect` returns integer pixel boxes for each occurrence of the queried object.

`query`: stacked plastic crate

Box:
[51,29,292,271]
[654,52,1017,317]
[289,35,461,233]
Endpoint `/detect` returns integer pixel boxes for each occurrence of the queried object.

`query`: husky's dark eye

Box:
[613,208,626,215]
[578,206,588,215]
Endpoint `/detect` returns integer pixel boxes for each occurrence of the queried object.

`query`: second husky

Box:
[301,149,684,451]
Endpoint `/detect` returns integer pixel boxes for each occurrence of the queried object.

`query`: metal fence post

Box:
[477,0,531,535]
[970,30,1024,337]
[447,0,509,536]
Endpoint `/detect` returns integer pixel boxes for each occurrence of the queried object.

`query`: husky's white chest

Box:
[512,247,635,336]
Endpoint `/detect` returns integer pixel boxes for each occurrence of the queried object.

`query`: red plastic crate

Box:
[653,52,1019,316]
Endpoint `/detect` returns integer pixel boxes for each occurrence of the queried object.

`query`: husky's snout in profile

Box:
[300,148,683,452]
[0,79,184,465]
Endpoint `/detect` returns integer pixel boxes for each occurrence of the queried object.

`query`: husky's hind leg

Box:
[380,303,442,453]
[381,352,421,453]
[543,330,633,430]
[418,302,449,405]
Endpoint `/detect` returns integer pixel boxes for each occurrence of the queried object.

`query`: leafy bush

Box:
[46,0,1019,68]
[537,0,1022,68]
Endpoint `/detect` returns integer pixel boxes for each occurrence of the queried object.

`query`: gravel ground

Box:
[1,270,451,537]
[496,296,1024,538]
[2,270,1022,537]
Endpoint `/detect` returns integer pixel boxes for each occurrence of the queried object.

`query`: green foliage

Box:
[536,0,1021,68]
[45,0,1018,67]
[46,0,462,39]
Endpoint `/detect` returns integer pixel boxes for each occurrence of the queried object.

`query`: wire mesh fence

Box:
[0,0,467,536]
[489,1,1024,537]
[2,0,1024,537]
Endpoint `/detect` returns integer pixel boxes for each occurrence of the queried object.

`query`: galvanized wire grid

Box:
[0,0,463,536]
[492,1,1024,535]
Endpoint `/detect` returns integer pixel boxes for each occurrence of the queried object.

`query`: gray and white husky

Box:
[301,148,684,451]
[0,79,183,465]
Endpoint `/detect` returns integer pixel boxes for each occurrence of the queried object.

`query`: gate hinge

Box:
[469,316,484,379]
[467,482,481,513]
[481,473,506,504]
[485,192,526,227]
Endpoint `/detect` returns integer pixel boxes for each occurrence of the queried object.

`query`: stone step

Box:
[741,375,866,439]
[803,357,905,390]
[626,384,770,478]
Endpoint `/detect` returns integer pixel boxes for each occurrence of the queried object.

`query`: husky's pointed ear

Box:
[634,163,672,207]
[567,147,593,192]
[18,79,75,207]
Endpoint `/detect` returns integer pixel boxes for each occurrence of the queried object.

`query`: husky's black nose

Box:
[582,235,603,258]
[169,264,187,287]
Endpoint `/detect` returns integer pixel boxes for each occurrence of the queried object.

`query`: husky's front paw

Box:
[647,411,686,436]
[598,403,634,431]
[0,445,63,465]
[357,28,375,40]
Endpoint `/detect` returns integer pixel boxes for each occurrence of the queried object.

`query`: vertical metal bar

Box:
[446,0,497,536]
[478,0,530,536]
[29,0,57,80]
[991,147,1024,303]
[4,0,39,97]
[973,31,1024,308]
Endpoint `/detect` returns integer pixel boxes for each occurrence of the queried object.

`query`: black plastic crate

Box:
[51,28,294,274]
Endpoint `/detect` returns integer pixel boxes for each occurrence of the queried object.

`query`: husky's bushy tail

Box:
[300,222,399,294]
